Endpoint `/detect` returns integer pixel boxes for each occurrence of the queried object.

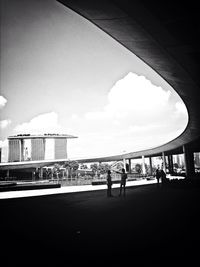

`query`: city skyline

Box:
[0,0,188,162]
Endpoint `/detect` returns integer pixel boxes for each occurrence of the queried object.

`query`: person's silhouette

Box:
[119,168,127,197]
[107,170,113,197]
[156,166,161,187]
[160,168,167,186]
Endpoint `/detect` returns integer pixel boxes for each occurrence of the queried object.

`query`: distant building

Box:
[194,152,200,167]
[173,154,184,167]
[8,134,77,162]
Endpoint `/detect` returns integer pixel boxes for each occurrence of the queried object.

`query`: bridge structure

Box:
[0,0,200,180]
[57,0,200,178]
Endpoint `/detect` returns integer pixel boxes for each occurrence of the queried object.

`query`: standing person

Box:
[119,168,127,197]
[156,166,161,186]
[107,170,113,197]
[160,168,167,186]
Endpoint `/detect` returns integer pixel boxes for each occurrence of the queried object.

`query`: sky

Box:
[0,0,188,162]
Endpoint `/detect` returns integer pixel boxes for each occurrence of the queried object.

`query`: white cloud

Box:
[107,72,170,111]
[0,96,7,108]
[9,74,188,159]
[85,72,171,121]
[71,114,79,120]
[0,139,8,162]
[14,112,63,134]
[67,72,188,158]
[0,139,8,148]
[128,124,159,133]
[175,101,188,115]
[0,119,11,129]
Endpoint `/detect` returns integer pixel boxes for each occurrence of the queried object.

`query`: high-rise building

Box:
[173,154,184,167]
[31,138,45,161]
[8,134,77,162]
[194,152,200,167]
[8,139,22,162]
[54,138,67,159]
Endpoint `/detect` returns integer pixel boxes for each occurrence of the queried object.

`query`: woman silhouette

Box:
[107,170,113,197]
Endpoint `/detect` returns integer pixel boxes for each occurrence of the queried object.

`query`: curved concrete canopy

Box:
[59,0,200,160]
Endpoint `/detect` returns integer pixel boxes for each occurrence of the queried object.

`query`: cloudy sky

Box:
[0,0,188,162]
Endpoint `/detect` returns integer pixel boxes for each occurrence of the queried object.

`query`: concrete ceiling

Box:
[58,0,200,159]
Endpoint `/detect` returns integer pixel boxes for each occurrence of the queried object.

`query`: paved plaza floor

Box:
[1,182,200,266]
[0,179,156,199]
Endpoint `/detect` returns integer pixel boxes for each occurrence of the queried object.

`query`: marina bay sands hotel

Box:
[8,134,77,162]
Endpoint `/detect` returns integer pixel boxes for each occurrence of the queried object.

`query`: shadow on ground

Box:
[1,184,200,266]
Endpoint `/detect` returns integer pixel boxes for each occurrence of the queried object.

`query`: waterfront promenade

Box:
[1,181,200,266]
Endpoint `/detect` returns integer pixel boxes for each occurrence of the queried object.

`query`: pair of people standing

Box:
[156,166,166,186]
[107,168,127,197]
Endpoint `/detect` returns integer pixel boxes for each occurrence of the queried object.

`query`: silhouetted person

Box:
[35,170,39,180]
[107,170,113,197]
[119,168,127,196]
[156,166,161,187]
[160,168,167,186]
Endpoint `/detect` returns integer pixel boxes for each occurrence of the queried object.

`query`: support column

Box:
[142,155,146,175]
[128,159,132,173]
[149,157,153,175]
[6,169,10,179]
[35,167,39,180]
[168,155,173,174]
[43,139,46,160]
[39,167,43,179]
[183,145,195,178]
[50,169,54,179]
[32,170,35,181]
[66,168,69,179]
[123,158,126,170]
[20,139,24,161]
[162,152,166,173]
[66,139,68,159]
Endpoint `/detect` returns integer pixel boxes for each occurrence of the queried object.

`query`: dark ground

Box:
[1,184,200,266]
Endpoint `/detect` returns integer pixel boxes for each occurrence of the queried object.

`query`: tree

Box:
[90,163,111,177]
[70,161,79,171]
[90,163,98,172]
[53,163,62,178]
[80,164,88,169]
[99,163,110,174]
[63,160,79,178]
[135,163,142,174]
[174,163,179,169]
